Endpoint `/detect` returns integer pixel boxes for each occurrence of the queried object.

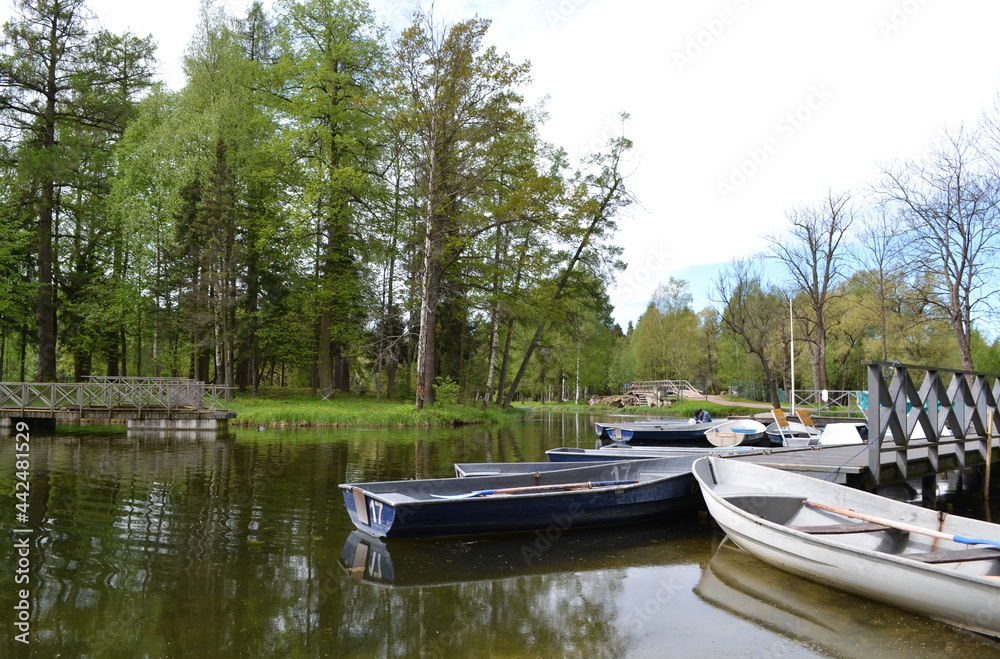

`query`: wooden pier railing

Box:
[0,378,234,413]
[791,389,867,418]
[866,361,1000,485]
[625,380,705,400]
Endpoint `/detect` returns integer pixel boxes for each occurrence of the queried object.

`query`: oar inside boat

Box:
[803,500,1000,551]
[431,479,638,500]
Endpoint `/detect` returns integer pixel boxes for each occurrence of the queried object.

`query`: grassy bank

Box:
[229,389,531,428]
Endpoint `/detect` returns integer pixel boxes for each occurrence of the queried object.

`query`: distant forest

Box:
[2,0,999,408]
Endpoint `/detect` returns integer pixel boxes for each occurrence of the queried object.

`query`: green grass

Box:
[229,388,530,428]
[614,400,768,419]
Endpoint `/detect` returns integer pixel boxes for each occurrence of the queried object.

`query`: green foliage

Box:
[433,376,460,406]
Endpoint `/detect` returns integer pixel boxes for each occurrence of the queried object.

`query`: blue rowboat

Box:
[545,445,774,463]
[339,455,702,538]
[608,420,727,445]
[453,460,627,477]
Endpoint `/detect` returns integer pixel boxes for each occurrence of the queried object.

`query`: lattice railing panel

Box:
[866,362,1000,484]
[0,380,232,411]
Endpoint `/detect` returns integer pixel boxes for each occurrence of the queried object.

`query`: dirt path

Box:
[704,395,773,410]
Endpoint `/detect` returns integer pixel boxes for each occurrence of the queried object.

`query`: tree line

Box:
[0,0,631,406]
[615,118,1000,406]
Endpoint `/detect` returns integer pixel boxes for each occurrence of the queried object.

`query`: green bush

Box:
[433,376,460,405]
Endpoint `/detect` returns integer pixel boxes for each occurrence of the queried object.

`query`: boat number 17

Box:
[368,498,384,526]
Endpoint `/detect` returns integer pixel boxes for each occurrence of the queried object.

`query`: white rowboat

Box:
[704,419,767,447]
[693,456,1000,639]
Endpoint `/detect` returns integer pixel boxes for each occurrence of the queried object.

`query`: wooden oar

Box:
[803,500,1000,550]
[431,479,638,500]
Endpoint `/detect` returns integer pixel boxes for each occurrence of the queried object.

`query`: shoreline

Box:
[226,391,772,429]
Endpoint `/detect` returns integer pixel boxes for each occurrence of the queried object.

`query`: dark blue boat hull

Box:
[340,457,701,538]
[612,423,723,446]
[545,446,761,462]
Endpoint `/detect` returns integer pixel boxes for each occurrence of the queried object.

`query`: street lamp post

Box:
[790,298,795,415]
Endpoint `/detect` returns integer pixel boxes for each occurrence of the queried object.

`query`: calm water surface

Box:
[3,412,1000,658]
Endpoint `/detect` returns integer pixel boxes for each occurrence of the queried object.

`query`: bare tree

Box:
[875,126,1000,372]
[852,206,907,361]
[713,257,786,409]
[767,189,855,390]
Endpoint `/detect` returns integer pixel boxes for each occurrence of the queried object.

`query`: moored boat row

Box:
[339,431,1000,639]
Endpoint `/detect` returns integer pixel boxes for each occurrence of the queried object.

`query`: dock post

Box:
[986,410,994,499]
[921,475,937,502]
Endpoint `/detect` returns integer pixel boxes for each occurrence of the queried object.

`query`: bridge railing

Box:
[791,389,866,418]
[625,380,705,398]
[865,361,1000,485]
[0,380,234,412]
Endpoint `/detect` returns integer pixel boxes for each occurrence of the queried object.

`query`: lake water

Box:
[3,412,1000,657]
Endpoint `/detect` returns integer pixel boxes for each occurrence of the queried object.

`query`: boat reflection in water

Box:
[340,519,699,588]
[695,540,1000,656]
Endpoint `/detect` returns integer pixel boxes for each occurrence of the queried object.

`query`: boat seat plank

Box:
[638,472,679,482]
[376,493,420,504]
[904,547,1000,564]
[791,522,895,534]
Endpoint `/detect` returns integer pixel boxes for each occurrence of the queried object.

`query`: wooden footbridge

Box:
[0,376,236,437]
[624,380,705,406]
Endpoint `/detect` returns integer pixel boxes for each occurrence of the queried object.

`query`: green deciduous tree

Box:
[274,0,386,396]
[394,11,531,407]
[0,0,153,380]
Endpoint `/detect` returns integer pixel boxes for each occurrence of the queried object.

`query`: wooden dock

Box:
[732,439,998,491]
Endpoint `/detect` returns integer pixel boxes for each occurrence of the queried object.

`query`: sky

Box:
[6,0,1000,328]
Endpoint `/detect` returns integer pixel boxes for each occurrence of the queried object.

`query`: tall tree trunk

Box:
[416,192,436,408]
[20,326,27,382]
[319,308,333,394]
[495,317,514,405]
[575,348,581,405]
[136,306,142,376]
[19,325,28,382]
[482,301,500,411]
[36,20,58,382]
[37,186,56,381]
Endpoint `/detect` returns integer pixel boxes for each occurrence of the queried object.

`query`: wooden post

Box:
[985,409,994,500]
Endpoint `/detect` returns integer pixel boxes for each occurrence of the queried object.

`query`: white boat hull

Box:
[704,419,767,447]
[693,456,1000,638]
